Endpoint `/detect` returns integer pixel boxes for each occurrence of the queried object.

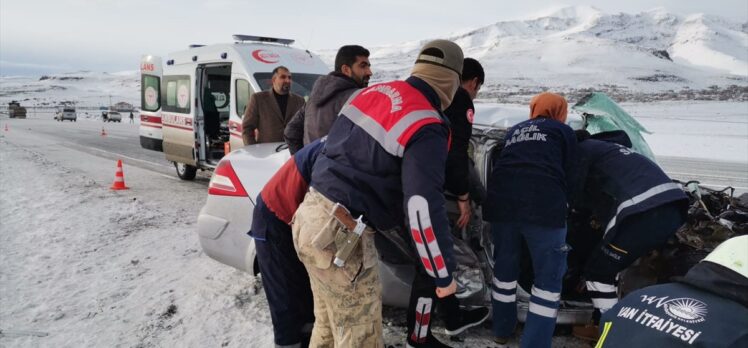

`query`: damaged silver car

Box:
[196,92,747,326]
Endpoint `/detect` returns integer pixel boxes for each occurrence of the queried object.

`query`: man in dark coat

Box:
[284,45,371,154]
[248,138,326,348]
[444,57,484,229]
[595,235,748,347]
[242,66,305,145]
[292,40,465,347]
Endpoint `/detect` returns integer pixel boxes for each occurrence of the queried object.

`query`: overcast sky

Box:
[1,0,746,76]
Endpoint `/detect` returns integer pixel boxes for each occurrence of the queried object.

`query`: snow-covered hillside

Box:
[0,71,139,110]
[360,6,748,102]
[2,6,746,107]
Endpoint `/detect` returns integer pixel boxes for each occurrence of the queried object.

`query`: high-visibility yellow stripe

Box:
[595,322,613,348]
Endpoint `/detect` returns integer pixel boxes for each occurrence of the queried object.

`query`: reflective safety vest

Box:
[341,81,446,157]
[311,78,456,287]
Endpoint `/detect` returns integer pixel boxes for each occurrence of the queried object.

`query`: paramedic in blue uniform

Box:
[248,138,325,348]
[292,40,465,347]
[569,130,688,340]
[595,235,748,347]
[484,92,577,348]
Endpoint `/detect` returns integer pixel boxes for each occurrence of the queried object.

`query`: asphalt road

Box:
[0,114,212,183]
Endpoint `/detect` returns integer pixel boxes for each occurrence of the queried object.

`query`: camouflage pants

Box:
[292,189,382,348]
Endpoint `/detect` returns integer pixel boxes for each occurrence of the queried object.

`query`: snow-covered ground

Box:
[620,101,748,163]
[0,5,745,346]
[0,131,275,347]
[0,118,594,347]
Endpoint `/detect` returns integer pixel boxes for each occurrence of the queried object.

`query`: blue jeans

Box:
[491,222,569,348]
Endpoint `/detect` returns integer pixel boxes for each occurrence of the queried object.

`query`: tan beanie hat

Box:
[415,40,464,75]
[411,40,464,110]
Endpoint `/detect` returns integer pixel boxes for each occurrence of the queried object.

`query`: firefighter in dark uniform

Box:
[292,40,465,347]
[570,130,688,341]
[248,138,325,348]
[484,92,577,348]
[596,235,748,347]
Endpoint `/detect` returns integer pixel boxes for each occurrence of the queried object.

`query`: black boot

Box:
[444,306,490,336]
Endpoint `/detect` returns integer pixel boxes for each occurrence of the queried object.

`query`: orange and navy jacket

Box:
[311,77,456,287]
[260,138,325,225]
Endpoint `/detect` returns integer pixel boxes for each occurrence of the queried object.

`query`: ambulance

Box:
[139,35,329,180]
[140,55,163,150]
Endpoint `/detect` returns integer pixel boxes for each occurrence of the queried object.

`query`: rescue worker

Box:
[444,57,484,229]
[595,235,748,347]
[248,138,326,348]
[404,57,490,348]
[242,66,305,145]
[570,130,689,340]
[284,45,372,154]
[292,40,465,347]
[484,92,577,348]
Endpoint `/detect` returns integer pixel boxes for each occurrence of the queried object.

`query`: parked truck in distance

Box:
[8,101,27,118]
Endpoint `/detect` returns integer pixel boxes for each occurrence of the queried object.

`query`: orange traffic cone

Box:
[101,127,107,137]
[110,160,129,190]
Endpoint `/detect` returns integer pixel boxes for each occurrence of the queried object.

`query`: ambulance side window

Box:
[162,75,191,114]
[235,79,252,116]
[141,75,160,112]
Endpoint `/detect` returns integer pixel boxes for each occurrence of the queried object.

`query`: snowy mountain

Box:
[2,6,746,106]
[359,6,748,102]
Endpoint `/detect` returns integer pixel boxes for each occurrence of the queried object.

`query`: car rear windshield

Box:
[63,108,75,112]
[253,73,323,98]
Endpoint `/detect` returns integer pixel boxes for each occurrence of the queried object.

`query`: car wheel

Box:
[174,162,197,180]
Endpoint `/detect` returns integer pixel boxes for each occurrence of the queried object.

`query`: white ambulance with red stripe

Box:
[139,55,163,151]
[139,35,328,180]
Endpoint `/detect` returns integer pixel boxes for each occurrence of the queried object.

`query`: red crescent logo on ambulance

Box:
[466,108,474,124]
[252,50,280,64]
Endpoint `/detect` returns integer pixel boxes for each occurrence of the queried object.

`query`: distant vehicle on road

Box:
[55,106,77,122]
[8,101,27,118]
[106,111,122,123]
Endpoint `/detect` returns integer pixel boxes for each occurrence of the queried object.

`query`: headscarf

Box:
[529,92,568,123]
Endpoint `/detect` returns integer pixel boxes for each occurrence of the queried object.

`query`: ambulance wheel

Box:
[175,162,197,180]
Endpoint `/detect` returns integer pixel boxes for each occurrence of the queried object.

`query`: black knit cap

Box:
[415,39,464,75]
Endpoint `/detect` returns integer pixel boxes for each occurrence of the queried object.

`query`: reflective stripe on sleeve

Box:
[603,182,683,238]
[408,195,449,278]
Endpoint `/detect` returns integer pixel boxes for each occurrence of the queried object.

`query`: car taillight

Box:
[208,160,248,197]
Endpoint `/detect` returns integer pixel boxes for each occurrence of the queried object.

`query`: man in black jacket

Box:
[444,57,484,229]
[284,45,371,153]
